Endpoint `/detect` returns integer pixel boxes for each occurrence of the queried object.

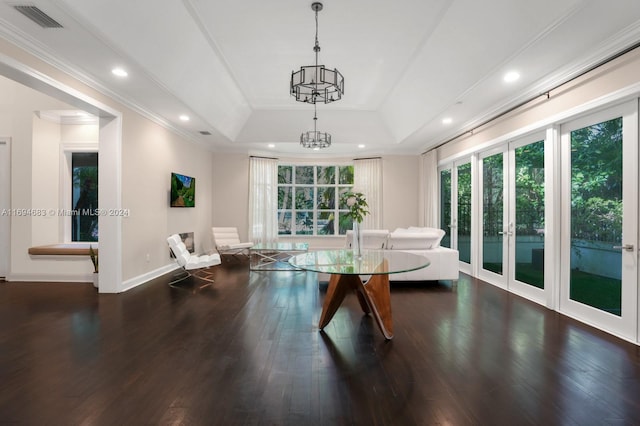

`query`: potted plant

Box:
[89,245,99,288]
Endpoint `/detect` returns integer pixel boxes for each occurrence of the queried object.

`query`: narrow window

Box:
[71,152,98,242]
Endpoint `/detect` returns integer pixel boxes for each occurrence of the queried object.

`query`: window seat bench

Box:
[28,243,98,256]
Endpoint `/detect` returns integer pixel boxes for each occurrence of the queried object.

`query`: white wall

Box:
[0,137,10,278]
[31,114,60,245]
[122,111,214,281]
[211,153,250,241]
[382,156,420,230]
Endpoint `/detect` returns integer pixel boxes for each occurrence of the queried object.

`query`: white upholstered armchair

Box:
[211,227,253,257]
[167,234,221,288]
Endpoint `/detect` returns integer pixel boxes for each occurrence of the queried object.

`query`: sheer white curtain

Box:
[248,157,278,244]
[354,158,382,229]
[419,150,438,227]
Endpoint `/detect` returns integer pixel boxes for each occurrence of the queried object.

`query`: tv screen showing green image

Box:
[170,172,195,207]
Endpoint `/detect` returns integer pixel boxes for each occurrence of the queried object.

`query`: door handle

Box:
[498,231,514,236]
[613,244,634,252]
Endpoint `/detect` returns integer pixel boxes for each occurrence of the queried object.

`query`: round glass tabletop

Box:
[288,249,430,275]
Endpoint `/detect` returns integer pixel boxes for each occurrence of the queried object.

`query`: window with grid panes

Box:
[278,164,354,235]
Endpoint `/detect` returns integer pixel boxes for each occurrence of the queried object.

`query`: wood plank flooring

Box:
[1,264,640,425]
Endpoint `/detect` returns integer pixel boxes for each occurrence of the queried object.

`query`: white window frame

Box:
[60,142,98,242]
[277,163,354,236]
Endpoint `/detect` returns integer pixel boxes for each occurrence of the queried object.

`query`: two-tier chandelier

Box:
[291,2,343,149]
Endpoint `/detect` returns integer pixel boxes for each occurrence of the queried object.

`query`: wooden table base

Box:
[318,260,393,339]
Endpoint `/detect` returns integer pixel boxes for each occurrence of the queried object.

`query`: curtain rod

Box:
[354,156,382,161]
[422,41,640,155]
[249,155,278,160]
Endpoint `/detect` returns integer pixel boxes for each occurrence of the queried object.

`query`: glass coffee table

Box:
[250,242,309,271]
[289,249,430,340]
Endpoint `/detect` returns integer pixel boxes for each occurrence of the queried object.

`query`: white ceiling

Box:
[1,0,640,157]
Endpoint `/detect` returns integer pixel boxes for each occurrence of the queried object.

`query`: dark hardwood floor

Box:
[1,263,640,425]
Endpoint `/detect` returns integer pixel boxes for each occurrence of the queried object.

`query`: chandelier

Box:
[290,2,344,104]
[293,2,340,149]
[300,103,331,149]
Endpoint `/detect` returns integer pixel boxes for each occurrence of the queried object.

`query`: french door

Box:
[560,101,638,341]
[478,134,547,304]
[439,160,473,274]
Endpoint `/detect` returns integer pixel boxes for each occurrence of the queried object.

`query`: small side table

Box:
[250,242,309,271]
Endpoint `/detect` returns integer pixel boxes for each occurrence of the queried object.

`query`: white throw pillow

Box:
[387,228,446,249]
[392,227,412,233]
[408,227,445,247]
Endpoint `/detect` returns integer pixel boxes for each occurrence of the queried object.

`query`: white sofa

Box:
[345,227,459,284]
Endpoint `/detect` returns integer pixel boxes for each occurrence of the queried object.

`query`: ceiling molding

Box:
[0,15,224,151]
[181,0,252,109]
[410,20,640,153]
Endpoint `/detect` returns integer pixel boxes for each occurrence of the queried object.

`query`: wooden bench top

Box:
[28,243,98,256]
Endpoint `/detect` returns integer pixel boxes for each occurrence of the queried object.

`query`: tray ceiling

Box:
[1,0,640,157]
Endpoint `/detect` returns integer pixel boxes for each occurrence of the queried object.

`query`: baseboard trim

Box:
[120,263,179,292]
[6,272,93,282]
[5,264,180,293]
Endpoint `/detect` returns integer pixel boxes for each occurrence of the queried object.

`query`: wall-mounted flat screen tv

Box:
[170,172,195,207]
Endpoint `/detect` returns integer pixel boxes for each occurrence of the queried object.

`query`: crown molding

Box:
[412,20,640,152]
[0,17,218,152]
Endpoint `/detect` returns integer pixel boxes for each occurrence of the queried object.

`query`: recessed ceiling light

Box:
[179,115,190,121]
[504,71,520,83]
[112,67,128,77]
[268,143,275,148]
[358,144,365,149]
[442,117,453,125]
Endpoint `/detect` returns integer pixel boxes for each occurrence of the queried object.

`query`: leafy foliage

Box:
[515,141,545,235]
[89,245,98,273]
[72,154,98,242]
[571,118,622,243]
[278,165,354,235]
[340,191,369,224]
[439,169,452,248]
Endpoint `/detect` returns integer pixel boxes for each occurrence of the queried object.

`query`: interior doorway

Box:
[0,138,9,279]
[0,58,122,292]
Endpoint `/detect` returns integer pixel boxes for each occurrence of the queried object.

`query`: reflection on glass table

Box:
[250,242,309,271]
[289,250,430,339]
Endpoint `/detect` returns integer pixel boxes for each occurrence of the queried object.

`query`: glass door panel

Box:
[570,117,622,315]
[440,169,452,248]
[514,140,545,289]
[560,101,637,341]
[457,163,472,264]
[482,153,504,275]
